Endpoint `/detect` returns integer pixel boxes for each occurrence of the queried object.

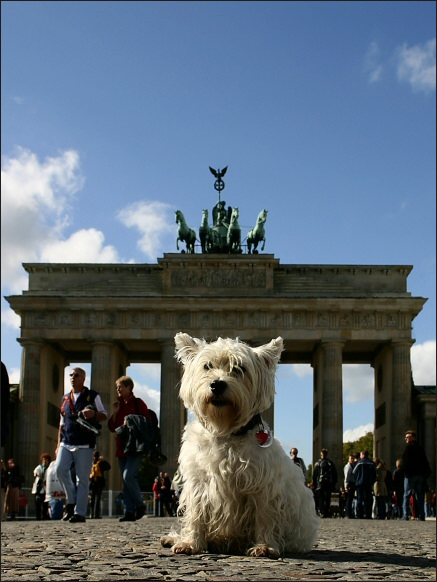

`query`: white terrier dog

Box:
[161,333,318,558]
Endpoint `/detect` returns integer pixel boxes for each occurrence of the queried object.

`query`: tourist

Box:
[392,459,405,518]
[55,367,107,523]
[343,454,356,518]
[31,453,51,520]
[402,429,431,521]
[89,451,111,519]
[4,458,22,520]
[290,448,307,480]
[353,450,376,519]
[1,460,7,521]
[312,449,337,518]
[108,376,150,522]
[45,458,66,519]
[373,458,388,519]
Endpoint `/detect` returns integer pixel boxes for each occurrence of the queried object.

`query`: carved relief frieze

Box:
[292,312,307,328]
[58,312,74,327]
[170,269,266,289]
[177,312,190,328]
[339,313,353,328]
[360,313,376,328]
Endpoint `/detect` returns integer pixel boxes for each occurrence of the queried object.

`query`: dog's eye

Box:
[204,362,214,370]
[233,366,246,375]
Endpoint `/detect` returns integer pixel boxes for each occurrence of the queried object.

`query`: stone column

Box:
[421,400,436,489]
[16,339,43,486]
[160,340,184,476]
[390,340,414,467]
[91,342,118,486]
[320,341,344,482]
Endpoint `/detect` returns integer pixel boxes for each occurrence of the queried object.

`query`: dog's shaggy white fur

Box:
[161,333,318,558]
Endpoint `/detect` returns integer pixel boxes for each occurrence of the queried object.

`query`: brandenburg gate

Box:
[4,168,433,490]
[6,255,428,488]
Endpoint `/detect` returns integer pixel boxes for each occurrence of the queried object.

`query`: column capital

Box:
[17,338,44,348]
[320,339,346,348]
[159,338,177,349]
[391,339,415,348]
[90,340,115,347]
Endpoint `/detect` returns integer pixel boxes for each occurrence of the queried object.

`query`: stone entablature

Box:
[15,300,420,335]
[22,255,413,297]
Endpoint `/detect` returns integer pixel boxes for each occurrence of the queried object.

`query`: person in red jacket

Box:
[108,376,150,522]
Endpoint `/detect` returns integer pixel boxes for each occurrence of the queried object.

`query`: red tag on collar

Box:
[256,431,269,446]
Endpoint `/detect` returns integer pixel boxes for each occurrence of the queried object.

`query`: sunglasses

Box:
[70,373,81,378]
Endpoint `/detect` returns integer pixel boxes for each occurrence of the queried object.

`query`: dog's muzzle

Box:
[209,379,229,406]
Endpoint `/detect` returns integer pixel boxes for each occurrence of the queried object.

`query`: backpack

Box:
[318,459,333,487]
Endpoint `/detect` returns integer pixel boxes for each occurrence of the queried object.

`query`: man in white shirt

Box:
[55,367,107,523]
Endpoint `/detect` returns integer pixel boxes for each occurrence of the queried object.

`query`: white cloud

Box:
[291,364,312,378]
[364,41,383,84]
[133,383,161,417]
[343,423,374,443]
[117,201,177,260]
[397,38,436,93]
[411,340,436,385]
[39,228,119,263]
[1,148,120,293]
[1,308,21,330]
[343,364,374,403]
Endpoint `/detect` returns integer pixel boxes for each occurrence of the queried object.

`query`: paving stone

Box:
[1,517,436,581]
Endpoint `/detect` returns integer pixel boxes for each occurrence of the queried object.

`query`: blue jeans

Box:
[403,475,425,520]
[356,485,373,519]
[55,446,94,517]
[49,499,64,520]
[118,453,144,514]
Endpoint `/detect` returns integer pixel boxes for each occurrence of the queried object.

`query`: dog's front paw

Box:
[172,541,194,555]
[247,545,279,559]
[160,535,176,548]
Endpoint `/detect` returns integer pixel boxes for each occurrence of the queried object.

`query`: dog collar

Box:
[233,414,273,448]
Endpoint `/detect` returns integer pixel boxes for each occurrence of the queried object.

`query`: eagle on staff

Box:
[209,166,228,180]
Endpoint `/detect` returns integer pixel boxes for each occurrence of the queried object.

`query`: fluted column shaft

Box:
[160,340,184,476]
[321,341,344,481]
[17,340,43,484]
[91,342,118,486]
[391,340,414,465]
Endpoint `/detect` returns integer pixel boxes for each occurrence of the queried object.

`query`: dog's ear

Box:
[253,337,284,370]
[174,333,205,365]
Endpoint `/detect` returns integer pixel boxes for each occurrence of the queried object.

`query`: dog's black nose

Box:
[210,380,227,396]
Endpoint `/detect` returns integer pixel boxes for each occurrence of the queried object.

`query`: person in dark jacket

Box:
[290,448,307,480]
[89,451,111,519]
[4,458,22,520]
[392,459,405,518]
[402,430,431,521]
[108,376,150,522]
[353,450,376,519]
[1,362,10,447]
[55,367,107,523]
[312,449,338,518]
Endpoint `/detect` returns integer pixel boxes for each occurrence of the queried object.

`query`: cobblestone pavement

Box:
[1,517,435,581]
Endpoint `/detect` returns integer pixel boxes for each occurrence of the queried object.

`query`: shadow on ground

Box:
[294,549,436,569]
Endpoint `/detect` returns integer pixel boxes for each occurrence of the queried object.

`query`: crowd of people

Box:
[1,369,177,522]
[294,429,435,521]
[1,364,434,524]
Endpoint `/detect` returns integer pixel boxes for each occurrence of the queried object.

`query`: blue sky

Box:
[2,1,435,468]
